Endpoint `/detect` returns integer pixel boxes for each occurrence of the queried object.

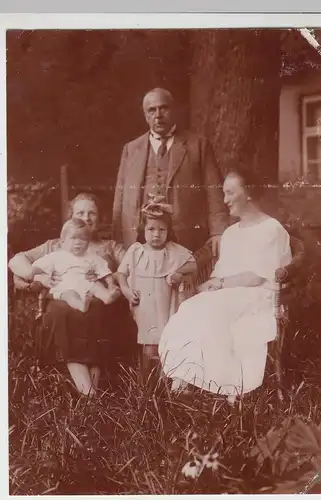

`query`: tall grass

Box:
[8,290,321,495]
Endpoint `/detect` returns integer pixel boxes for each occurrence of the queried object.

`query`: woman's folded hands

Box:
[197,277,222,293]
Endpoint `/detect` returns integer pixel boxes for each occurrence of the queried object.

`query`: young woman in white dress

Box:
[158,168,292,397]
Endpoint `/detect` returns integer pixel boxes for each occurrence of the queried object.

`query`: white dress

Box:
[158,218,292,396]
[118,242,195,345]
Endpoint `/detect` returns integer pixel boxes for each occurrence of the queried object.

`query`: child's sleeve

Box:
[32,253,55,275]
[117,245,134,277]
[186,253,196,263]
[171,243,196,270]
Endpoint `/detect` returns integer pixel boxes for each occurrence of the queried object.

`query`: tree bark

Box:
[189,29,281,187]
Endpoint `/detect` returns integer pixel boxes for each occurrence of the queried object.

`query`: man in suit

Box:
[112,87,228,254]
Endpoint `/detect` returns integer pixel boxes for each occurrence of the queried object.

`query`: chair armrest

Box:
[13,274,31,291]
[275,236,305,284]
[275,267,289,284]
[13,274,46,294]
[181,242,217,298]
[286,236,305,279]
[194,239,213,268]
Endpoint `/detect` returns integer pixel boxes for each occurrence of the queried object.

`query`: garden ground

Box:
[8,289,321,495]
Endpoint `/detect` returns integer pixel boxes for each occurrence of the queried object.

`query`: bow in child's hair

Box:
[141,193,173,218]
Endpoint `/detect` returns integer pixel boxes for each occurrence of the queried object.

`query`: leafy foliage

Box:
[281,28,321,76]
[7,179,61,255]
[252,416,321,493]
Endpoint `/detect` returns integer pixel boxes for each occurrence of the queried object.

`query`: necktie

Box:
[157,137,168,159]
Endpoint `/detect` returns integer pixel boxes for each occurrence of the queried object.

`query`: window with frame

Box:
[302,95,321,182]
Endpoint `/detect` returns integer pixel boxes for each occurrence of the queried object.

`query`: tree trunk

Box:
[189,29,281,189]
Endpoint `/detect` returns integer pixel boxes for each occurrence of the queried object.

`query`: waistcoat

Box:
[142,144,171,205]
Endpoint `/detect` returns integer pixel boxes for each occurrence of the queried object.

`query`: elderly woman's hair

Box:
[68,192,101,219]
[136,212,177,244]
[60,218,91,240]
[226,167,264,201]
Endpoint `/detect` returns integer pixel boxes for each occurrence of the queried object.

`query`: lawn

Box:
[8,289,321,495]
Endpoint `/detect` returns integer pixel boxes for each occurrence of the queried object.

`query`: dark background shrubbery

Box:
[7,179,115,257]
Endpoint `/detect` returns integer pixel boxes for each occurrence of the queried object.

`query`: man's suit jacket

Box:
[112,130,229,252]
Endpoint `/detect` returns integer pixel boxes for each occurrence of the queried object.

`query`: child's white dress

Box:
[118,242,195,345]
[32,249,112,303]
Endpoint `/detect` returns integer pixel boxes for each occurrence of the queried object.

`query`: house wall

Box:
[279,74,321,230]
[279,74,321,183]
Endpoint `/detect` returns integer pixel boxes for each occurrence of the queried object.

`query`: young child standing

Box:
[117,195,197,377]
[32,218,120,313]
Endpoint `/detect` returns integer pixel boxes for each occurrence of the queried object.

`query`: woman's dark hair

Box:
[136,212,177,244]
[225,167,264,201]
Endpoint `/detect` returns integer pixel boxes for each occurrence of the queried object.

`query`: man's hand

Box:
[208,235,221,258]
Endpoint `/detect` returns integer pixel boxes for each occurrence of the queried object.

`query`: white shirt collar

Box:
[149,125,176,154]
[149,124,177,140]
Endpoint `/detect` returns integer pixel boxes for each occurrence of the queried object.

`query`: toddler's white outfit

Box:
[32,249,112,306]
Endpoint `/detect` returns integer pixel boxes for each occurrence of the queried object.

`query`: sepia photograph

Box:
[6,22,321,495]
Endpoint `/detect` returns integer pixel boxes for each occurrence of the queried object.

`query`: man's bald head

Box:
[142,88,174,111]
[142,88,176,136]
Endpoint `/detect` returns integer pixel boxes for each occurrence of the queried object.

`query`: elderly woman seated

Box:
[159,168,304,398]
[9,192,137,397]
